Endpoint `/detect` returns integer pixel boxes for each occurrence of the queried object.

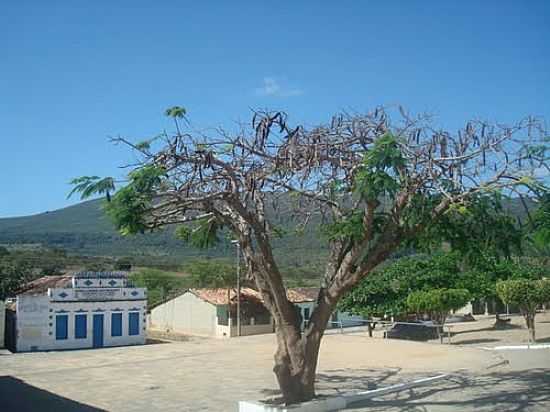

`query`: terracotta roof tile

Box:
[190,288,263,305]
[16,275,73,296]
[286,287,319,303]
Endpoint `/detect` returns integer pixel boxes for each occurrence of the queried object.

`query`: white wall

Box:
[0,301,5,348]
[150,292,217,337]
[216,319,274,338]
[16,294,147,352]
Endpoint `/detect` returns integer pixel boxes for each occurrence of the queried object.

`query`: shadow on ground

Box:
[450,323,522,337]
[451,338,500,345]
[0,376,105,412]
[345,369,550,412]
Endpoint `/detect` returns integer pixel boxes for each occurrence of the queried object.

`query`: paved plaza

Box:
[1,314,549,411]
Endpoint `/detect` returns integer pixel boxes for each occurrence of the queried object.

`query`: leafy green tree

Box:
[129,269,188,308]
[184,259,237,308]
[185,259,236,288]
[165,105,187,135]
[406,288,470,341]
[70,107,546,404]
[528,193,550,255]
[496,278,550,342]
[414,193,524,262]
[0,260,31,300]
[339,253,478,318]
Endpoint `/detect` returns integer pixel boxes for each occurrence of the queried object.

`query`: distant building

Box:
[6,272,147,352]
[287,288,363,330]
[150,288,274,338]
[149,287,361,338]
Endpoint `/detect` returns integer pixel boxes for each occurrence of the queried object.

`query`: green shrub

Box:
[406,288,470,324]
[496,278,550,342]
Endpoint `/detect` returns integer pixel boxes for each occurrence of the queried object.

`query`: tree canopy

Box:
[70,106,547,404]
[496,278,550,342]
[0,259,31,300]
[406,288,470,323]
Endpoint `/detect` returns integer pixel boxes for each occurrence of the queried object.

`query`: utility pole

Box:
[236,241,241,337]
[232,240,241,337]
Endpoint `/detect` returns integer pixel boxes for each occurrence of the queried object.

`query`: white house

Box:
[149,288,273,338]
[8,272,147,352]
[150,287,362,338]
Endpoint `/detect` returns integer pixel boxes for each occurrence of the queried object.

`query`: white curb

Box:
[483,344,550,350]
[343,374,448,404]
[239,374,449,412]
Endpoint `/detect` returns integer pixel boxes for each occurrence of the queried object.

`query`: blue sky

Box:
[1,1,549,217]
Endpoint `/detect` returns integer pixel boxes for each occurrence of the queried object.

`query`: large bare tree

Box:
[72,106,547,404]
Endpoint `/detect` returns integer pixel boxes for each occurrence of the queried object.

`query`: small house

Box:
[149,288,273,338]
[6,272,147,352]
[149,287,362,338]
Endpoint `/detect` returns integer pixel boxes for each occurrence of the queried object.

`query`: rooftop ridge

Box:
[72,271,128,279]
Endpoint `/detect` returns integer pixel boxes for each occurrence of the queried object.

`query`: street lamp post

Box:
[232,240,241,337]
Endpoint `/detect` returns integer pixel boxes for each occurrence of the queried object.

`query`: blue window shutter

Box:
[56,315,68,340]
[111,313,122,337]
[129,312,139,336]
[75,314,87,339]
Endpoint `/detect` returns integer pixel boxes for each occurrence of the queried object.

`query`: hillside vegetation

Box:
[0,198,327,270]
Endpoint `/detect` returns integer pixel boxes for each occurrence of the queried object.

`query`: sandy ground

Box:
[441,311,550,346]
[0,313,549,411]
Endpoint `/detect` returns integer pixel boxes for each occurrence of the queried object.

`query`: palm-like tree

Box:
[164,106,187,135]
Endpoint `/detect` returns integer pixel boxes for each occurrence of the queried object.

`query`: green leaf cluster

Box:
[68,176,115,201]
[322,210,366,242]
[175,217,222,249]
[104,165,166,235]
[406,288,470,316]
[531,193,550,249]
[0,259,32,300]
[354,133,405,201]
[496,278,550,311]
[339,253,469,317]
[412,193,523,260]
[183,259,236,289]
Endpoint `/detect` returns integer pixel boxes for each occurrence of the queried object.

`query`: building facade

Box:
[149,288,273,338]
[10,272,147,352]
[150,287,362,338]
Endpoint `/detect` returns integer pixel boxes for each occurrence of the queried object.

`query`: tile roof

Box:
[189,287,320,305]
[16,275,73,296]
[190,288,263,305]
[286,287,319,303]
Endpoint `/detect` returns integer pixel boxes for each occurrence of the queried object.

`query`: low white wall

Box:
[456,301,474,314]
[16,294,147,352]
[217,321,274,338]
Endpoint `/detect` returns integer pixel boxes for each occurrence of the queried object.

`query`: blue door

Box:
[93,314,104,348]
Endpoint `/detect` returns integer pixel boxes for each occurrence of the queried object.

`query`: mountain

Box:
[0,196,537,260]
[0,199,326,266]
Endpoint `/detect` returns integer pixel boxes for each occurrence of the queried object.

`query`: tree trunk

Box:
[524,312,536,343]
[272,324,323,405]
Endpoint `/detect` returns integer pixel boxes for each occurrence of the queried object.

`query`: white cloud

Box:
[255,77,303,97]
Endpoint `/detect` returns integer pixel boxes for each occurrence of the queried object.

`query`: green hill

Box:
[0,196,537,262]
[0,199,327,267]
